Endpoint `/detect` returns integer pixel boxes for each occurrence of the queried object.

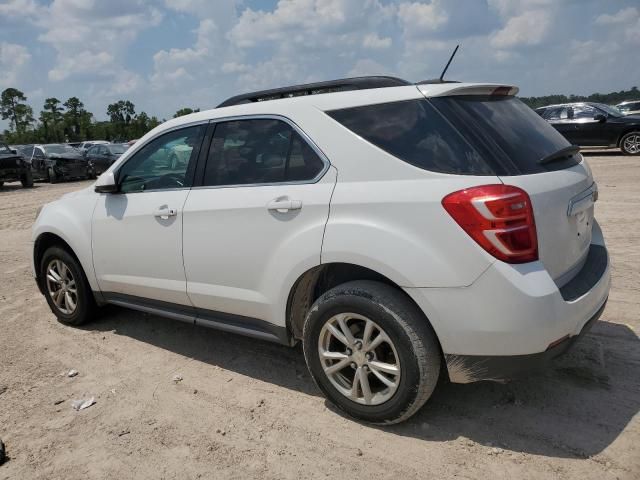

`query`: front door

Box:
[92,124,206,305]
[544,106,580,144]
[569,104,610,146]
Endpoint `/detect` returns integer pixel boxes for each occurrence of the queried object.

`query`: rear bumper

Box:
[404,220,610,383]
[443,299,606,383]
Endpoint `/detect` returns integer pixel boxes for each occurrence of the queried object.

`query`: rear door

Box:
[182,117,335,328]
[428,93,595,284]
[570,104,609,146]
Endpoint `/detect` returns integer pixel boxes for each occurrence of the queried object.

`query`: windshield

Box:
[44,145,80,155]
[594,103,623,117]
[108,144,128,155]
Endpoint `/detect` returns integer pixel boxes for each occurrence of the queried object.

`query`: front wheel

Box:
[620,131,640,155]
[48,168,58,184]
[303,280,441,424]
[21,169,34,188]
[40,246,96,325]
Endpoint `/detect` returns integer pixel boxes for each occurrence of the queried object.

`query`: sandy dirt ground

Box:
[0,152,638,480]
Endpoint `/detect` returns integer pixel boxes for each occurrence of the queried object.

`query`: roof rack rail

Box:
[216,76,411,108]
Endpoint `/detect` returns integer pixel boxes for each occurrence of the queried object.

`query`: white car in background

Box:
[78,140,110,154]
[32,76,610,424]
[616,100,640,116]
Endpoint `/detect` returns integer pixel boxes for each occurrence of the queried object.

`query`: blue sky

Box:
[1,0,639,129]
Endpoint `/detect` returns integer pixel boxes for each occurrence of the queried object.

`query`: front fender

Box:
[32,192,99,290]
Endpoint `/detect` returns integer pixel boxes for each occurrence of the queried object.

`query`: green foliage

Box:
[174,107,200,118]
[1,87,170,144]
[520,86,640,109]
[1,88,34,135]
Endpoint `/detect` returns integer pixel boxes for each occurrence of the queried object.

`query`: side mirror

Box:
[594,113,607,123]
[94,171,118,193]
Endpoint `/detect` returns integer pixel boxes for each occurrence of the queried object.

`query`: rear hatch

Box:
[423,86,595,284]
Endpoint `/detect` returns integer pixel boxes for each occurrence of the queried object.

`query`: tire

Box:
[620,131,640,155]
[303,280,441,424]
[48,168,58,184]
[21,169,34,188]
[40,246,96,326]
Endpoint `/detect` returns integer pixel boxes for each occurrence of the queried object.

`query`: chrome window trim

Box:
[191,113,331,191]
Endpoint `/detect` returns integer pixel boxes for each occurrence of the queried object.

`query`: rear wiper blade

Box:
[538,145,580,165]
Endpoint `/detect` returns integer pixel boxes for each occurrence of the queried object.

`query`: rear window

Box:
[327,99,493,175]
[430,96,578,174]
[329,97,579,176]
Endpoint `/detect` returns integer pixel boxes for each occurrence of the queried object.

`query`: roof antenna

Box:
[439,44,459,82]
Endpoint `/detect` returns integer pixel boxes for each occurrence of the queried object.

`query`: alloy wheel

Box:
[45,259,78,315]
[318,313,401,405]
[623,134,640,154]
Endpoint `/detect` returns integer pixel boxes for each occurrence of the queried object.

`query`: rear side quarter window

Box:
[327,99,494,175]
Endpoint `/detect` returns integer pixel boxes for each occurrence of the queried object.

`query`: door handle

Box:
[153,207,177,219]
[267,197,302,213]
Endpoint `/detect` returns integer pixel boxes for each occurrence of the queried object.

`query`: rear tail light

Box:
[442,184,538,264]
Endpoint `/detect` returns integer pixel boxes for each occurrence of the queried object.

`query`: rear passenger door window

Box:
[202,118,325,186]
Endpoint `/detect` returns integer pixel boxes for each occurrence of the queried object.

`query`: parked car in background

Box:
[32,77,610,424]
[26,144,94,183]
[78,140,109,154]
[535,102,640,155]
[616,100,640,116]
[85,143,129,175]
[0,142,33,188]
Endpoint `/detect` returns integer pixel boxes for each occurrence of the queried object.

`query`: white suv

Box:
[32,77,610,424]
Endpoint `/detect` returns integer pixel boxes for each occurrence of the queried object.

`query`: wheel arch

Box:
[33,230,101,303]
[617,128,640,148]
[286,262,444,356]
[34,233,79,293]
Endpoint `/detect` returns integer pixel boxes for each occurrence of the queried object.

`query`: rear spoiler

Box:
[417,84,519,98]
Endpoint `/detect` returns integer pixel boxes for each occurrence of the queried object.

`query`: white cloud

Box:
[397,1,448,37]
[0,42,31,86]
[347,58,392,77]
[490,10,551,49]
[363,33,392,49]
[48,51,114,81]
[0,0,38,18]
[595,7,637,25]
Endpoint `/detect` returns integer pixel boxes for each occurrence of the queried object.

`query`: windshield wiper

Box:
[538,145,580,165]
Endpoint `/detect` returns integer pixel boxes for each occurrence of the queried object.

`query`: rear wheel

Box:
[40,246,95,325]
[303,280,441,424]
[21,169,34,188]
[620,131,640,155]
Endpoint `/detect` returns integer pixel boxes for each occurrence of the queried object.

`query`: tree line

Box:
[519,86,640,110]
[0,87,199,145]
[3,84,639,145]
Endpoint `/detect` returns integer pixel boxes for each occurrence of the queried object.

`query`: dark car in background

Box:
[84,143,128,175]
[21,144,94,183]
[0,142,33,188]
[535,102,640,155]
